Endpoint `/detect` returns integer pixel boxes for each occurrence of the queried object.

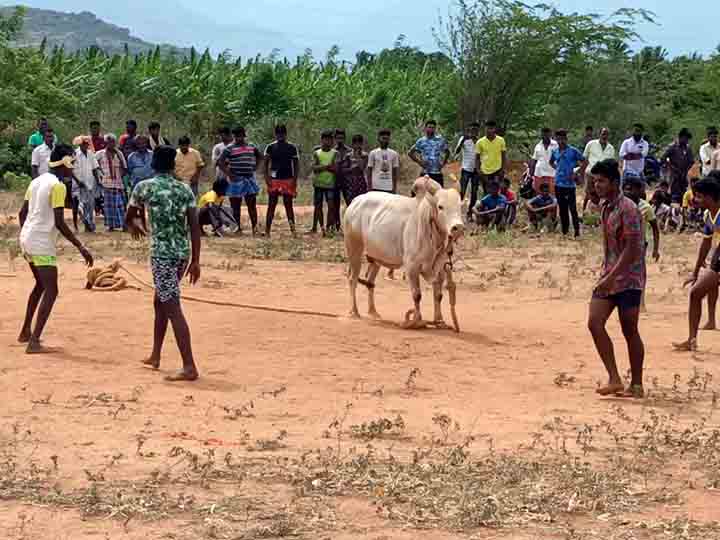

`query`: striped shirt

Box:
[221,143,262,179]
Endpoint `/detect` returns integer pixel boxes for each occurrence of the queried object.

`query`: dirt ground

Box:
[1,208,720,540]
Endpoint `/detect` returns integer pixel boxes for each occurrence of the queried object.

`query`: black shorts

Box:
[313,187,336,206]
[593,289,642,311]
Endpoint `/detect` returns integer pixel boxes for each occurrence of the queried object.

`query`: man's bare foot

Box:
[17,332,31,344]
[25,340,55,355]
[142,357,160,370]
[165,370,199,382]
[703,322,717,331]
[596,383,625,396]
[615,385,645,399]
[672,339,698,352]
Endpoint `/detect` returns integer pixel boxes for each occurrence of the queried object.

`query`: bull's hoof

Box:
[401,317,427,330]
[368,310,382,320]
[429,319,450,330]
[349,310,361,319]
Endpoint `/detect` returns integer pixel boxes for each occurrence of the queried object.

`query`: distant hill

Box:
[1,6,190,56]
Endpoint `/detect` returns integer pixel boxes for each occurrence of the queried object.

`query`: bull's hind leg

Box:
[402,269,427,330]
[365,262,382,319]
[346,241,363,319]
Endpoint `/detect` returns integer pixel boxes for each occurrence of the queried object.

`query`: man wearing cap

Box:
[661,128,695,206]
[18,144,94,354]
[73,136,102,232]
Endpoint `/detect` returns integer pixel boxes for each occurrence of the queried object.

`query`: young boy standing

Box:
[310,131,338,235]
[588,159,646,399]
[126,145,202,382]
[219,127,263,235]
[264,125,300,237]
[18,144,94,354]
[673,178,720,352]
[367,129,400,194]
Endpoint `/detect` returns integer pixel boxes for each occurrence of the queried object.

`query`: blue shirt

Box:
[412,135,448,174]
[529,194,556,209]
[127,150,155,187]
[480,193,507,211]
[551,146,584,188]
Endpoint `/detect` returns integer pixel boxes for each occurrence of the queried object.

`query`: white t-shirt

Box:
[583,140,616,168]
[212,142,229,179]
[457,136,477,172]
[700,142,718,176]
[367,148,400,192]
[19,173,67,257]
[531,140,558,177]
[74,148,100,192]
[31,144,53,176]
[619,137,649,175]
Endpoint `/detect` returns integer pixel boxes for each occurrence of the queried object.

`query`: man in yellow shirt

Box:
[475,120,507,195]
[198,179,234,236]
[175,136,205,196]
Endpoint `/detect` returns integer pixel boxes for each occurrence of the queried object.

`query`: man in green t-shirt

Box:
[28,118,57,149]
[309,130,338,236]
[126,145,202,382]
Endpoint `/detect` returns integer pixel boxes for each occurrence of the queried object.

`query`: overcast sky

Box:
[5,0,717,58]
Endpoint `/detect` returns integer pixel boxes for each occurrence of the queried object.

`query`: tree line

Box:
[0,1,717,182]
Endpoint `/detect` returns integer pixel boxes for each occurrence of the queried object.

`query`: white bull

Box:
[343,177,465,331]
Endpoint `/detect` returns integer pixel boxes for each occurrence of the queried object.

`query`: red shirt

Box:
[501,188,516,202]
[91,134,106,153]
[600,194,646,295]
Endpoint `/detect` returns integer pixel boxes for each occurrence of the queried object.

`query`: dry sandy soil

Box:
[1,207,720,540]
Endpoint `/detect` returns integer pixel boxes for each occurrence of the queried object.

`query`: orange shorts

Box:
[268,179,297,197]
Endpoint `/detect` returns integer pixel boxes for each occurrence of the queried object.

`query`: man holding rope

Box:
[18,144,94,353]
[126,145,202,382]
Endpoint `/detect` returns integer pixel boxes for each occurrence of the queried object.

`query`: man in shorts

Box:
[673,178,720,352]
[218,127,263,235]
[588,158,646,399]
[264,124,300,236]
[18,144,94,354]
[126,145,202,382]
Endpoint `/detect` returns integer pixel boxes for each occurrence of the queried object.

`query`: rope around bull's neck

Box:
[117,264,340,319]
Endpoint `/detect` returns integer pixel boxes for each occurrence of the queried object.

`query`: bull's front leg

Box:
[446,267,460,333]
[402,269,426,329]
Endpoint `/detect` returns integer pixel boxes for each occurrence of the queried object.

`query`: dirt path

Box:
[1,230,719,539]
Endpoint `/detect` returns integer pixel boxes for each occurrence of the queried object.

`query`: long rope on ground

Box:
[114,262,341,320]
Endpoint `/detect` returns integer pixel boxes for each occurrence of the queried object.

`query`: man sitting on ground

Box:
[525,183,558,232]
[500,177,518,227]
[198,179,233,237]
[473,181,507,231]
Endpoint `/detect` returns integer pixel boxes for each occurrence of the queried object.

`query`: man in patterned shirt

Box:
[126,146,202,382]
[673,177,720,352]
[409,120,449,186]
[588,159,646,399]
